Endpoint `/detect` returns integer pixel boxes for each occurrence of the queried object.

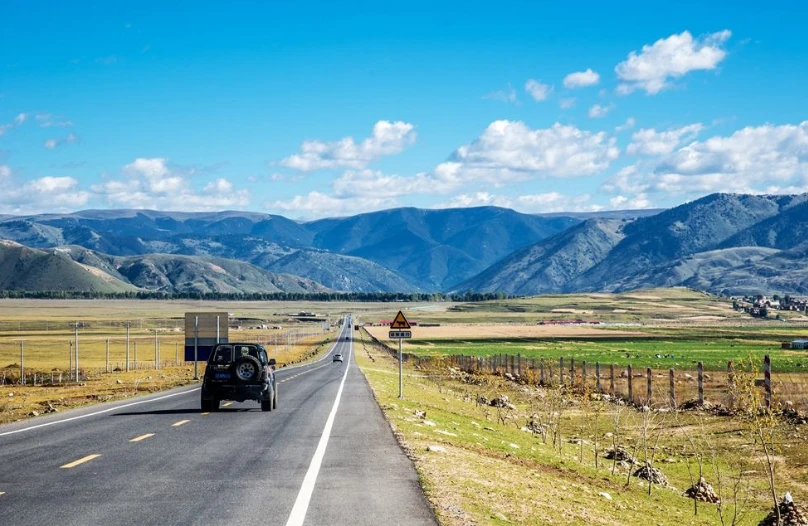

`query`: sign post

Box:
[389,311,412,399]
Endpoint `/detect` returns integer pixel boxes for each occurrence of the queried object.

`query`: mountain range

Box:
[1,193,807,296]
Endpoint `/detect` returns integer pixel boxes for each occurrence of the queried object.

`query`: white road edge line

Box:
[0,388,200,438]
[285,319,353,526]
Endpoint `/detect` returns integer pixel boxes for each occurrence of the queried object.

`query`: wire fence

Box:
[362,329,808,413]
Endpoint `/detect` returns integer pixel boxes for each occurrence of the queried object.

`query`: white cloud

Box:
[588,103,614,118]
[439,120,620,182]
[616,30,731,95]
[0,113,27,136]
[627,123,703,155]
[609,193,652,209]
[268,191,398,219]
[484,84,518,104]
[43,132,80,150]
[616,117,637,132]
[604,121,808,199]
[0,169,90,214]
[559,98,576,109]
[36,113,74,128]
[563,68,600,89]
[525,79,552,101]
[273,120,621,219]
[279,120,416,171]
[434,191,603,213]
[93,157,250,210]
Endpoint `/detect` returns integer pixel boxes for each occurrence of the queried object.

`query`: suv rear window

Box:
[211,344,268,365]
[211,346,233,363]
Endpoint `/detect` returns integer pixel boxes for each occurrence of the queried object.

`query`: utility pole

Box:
[74,322,79,381]
[193,316,199,380]
[19,341,24,385]
[126,322,131,372]
[154,329,159,370]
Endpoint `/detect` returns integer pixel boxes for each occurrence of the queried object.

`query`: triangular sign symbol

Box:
[390,310,411,329]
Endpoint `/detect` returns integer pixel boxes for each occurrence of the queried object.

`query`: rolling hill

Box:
[0,241,136,293]
[459,193,808,296]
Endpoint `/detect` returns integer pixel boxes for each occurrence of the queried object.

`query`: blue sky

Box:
[1,1,806,219]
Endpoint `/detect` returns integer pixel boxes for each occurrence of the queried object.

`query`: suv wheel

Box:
[273,384,278,410]
[233,355,262,382]
[201,397,213,413]
[261,393,272,412]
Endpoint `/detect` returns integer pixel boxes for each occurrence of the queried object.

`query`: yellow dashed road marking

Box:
[130,433,155,443]
[172,419,191,427]
[60,454,102,469]
[0,491,5,496]
[201,412,210,416]
[221,402,233,407]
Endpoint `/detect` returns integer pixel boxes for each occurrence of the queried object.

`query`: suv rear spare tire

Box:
[233,355,262,382]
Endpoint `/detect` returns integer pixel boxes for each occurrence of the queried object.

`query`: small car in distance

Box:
[333,353,344,363]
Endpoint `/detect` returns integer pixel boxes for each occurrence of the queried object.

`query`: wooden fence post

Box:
[610,363,615,395]
[646,367,652,405]
[628,364,633,403]
[669,368,676,409]
[727,361,735,408]
[540,359,545,385]
[559,357,564,386]
[595,362,601,392]
[570,358,575,387]
[518,353,522,377]
[698,361,704,403]
[582,361,587,391]
[764,355,772,409]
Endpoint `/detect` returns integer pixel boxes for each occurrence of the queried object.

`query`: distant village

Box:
[733,294,808,318]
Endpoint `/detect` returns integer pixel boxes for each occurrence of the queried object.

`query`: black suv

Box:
[201,342,277,412]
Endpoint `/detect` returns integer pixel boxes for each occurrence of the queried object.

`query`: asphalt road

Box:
[0,317,437,526]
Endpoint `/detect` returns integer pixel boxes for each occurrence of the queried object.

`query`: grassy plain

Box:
[355,328,808,526]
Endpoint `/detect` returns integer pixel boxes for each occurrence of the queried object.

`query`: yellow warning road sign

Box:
[390,310,411,329]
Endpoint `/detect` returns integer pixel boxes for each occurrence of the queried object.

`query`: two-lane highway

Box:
[0,317,437,525]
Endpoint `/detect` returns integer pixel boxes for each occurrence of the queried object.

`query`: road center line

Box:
[285,325,352,526]
[0,491,5,496]
[60,454,102,469]
[130,433,155,442]
[221,402,233,408]
[0,387,199,438]
[172,420,190,427]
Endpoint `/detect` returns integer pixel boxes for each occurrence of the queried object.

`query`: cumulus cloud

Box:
[588,103,614,118]
[604,121,808,200]
[616,30,731,95]
[525,79,552,101]
[93,157,250,210]
[437,120,620,182]
[609,193,652,209]
[626,123,703,155]
[563,68,600,89]
[279,120,416,171]
[0,166,90,214]
[559,98,576,109]
[272,120,621,218]
[268,191,399,219]
[434,191,603,213]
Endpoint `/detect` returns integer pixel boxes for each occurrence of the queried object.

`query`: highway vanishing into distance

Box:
[0,319,437,525]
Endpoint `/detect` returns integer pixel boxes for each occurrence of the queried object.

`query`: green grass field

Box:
[408,336,808,372]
